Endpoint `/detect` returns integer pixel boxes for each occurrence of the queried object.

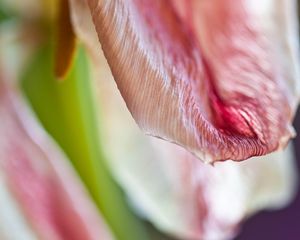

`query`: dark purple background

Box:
[235,110,300,240]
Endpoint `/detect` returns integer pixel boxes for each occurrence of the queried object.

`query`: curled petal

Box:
[87,0,300,162]
[94,58,297,240]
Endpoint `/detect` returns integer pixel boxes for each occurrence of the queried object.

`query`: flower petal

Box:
[0,170,38,240]
[87,0,300,162]
[0,79,112,240]
[93,55,297,240]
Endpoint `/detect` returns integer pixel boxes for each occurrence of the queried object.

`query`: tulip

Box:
[68,0,299,239]
[1,0,299,239]
[84,0,300,163]
[93,48,297,240]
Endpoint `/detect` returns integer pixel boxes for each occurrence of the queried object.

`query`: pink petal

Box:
[0,78,112,240]
[87,0,300,162]
[93,57,297,240]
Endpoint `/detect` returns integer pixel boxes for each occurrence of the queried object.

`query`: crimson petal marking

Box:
[93,55,297,240]
[88,0,299,162]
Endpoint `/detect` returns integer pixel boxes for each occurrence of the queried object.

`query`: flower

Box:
[92,46,297,239]
[0,0,299,239]
[84,0,300,163]
[68,0,299,238]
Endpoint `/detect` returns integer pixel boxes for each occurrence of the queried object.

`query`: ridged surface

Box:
[87,0,300,163]
[93,53,297,240]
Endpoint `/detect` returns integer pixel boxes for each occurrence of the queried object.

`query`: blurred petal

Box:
[139,141,297,240]
[0,170,38,240]
[21,42,149,240]
[86,0,300,163]
[93,52,297,240]
[0,78,112,240]
[69,0,101,59]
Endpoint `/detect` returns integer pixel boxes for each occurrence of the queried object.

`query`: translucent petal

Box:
[94,56,297,239]
[87,0,300,162]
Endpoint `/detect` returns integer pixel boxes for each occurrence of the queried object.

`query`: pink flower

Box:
[91,46,297,240]
[85,0,300,163]
[67,1,299,238]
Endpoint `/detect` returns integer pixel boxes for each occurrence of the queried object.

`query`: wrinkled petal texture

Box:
[88,0,300,162]
[93,54,297,240]
[0,80,112,240]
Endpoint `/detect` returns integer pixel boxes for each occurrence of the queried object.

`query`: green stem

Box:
[21,41,149,240]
